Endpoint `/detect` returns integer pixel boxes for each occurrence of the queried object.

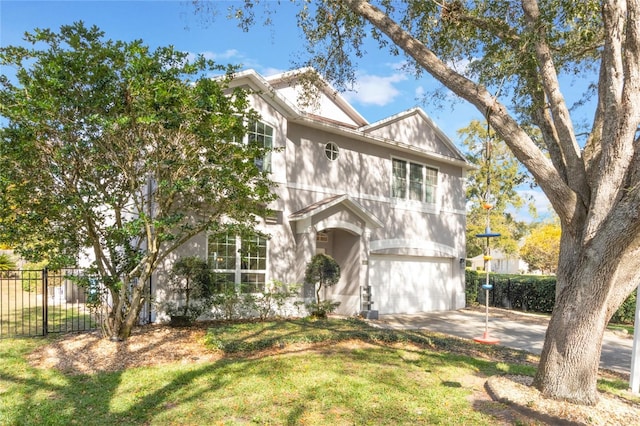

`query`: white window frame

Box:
[248,120,274,173]
[208,233,268,294]
[324,142,339,161]
[233,120,274,172]
[391,157,438,205]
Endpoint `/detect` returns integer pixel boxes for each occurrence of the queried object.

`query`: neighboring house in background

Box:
[469,249,530,275]
[154,68,473,318]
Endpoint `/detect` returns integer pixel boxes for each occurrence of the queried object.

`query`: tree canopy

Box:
[520,222,561,274]
[208,0,640,405]
[0,22,275,339]
[458,120,532,257]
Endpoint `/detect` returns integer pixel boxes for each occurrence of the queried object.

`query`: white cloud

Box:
[448,58,472,74]
[214,49,241,60]
[343,72,408,106]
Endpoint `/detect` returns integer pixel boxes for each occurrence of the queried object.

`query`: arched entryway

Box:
[315,227,361,315]
[289,194,382,316]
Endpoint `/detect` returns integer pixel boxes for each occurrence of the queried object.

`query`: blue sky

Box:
[1,0,559,220]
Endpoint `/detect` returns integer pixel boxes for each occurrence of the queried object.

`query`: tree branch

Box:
[584,0,637,241]
[521,0,589,208]
[344,0,580,223]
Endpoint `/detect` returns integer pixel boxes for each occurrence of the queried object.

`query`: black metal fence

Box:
[0,269,100,338]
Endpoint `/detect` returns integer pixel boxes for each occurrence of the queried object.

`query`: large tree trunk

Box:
[533,226,640,404]
[336,0,640,407]
[533,278,608,405]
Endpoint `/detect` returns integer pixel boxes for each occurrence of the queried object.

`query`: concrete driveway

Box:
[374,308,634,375]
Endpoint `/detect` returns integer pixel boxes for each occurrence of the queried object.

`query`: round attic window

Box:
[325,142,339,161]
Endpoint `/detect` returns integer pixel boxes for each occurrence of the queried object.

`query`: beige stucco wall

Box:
[152,86,468,320]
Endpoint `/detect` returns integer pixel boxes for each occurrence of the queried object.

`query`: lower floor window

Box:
[208,233,267,293]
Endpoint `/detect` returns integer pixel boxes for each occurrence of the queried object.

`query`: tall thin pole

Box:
[473,118,500,345]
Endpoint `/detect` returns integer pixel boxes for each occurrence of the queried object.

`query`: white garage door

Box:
[369,256,453,314]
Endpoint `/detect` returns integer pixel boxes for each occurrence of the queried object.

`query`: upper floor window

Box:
[208,232,268,293]
[232,120,273,172]
[248,121,273,172]
[325,142,339,161]
[392,158,438,204]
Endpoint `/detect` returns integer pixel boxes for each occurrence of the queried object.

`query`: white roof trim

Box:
[370,239,458,258]
[361,107,467,162]
[227,69,302,119]
[266,68,369,127]
[226,69,472,170]
[289,194,383,229]
[296,115,474,170]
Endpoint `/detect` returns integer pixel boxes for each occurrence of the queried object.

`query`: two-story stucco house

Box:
[154,68,472,318]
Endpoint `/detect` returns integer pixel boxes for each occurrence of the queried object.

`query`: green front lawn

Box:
[0,318,629,425]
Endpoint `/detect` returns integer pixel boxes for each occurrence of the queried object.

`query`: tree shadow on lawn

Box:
[0,336,512,424]
[1,319,584,425]
[2,360,235,425]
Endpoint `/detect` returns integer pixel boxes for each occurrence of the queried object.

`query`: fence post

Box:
[43,268,48,336]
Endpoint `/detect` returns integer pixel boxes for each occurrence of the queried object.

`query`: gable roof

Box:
[227,68,472,170]
[361,108,467,162]
[289,194,383,229]
[266,68,368,128]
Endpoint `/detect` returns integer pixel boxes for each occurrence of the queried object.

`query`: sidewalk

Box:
[374,307,633,375]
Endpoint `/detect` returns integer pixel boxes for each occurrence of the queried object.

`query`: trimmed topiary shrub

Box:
[304,253,341,318]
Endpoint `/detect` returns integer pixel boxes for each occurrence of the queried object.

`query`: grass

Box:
[608,323,635,335]
[0,317,634,425]
[0,305,96,337]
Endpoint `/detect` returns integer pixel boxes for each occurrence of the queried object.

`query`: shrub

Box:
[466,272,636,323]
[252,281,301,320]
[0,253,17,277]
[611,290,636,324]
[211,284,243,321]
[305,300,341,318]
[304,253,341,318]
[464,269,481,306]
[163,256,215,323]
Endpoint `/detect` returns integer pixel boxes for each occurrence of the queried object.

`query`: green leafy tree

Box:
[210,0,640,404]
[520,223,561,275]
[459,120,532,257]
[0,23,275,340]
[304,253,341,317]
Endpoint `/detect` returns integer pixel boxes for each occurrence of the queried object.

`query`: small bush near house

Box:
[304,253,341,318]
[210,284,243,321]
[209,281,302,321]
[305,300,341,318]
[163,257,216,324]
[248,280,302,320]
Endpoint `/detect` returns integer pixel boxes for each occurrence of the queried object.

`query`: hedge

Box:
[465,270,636,324]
